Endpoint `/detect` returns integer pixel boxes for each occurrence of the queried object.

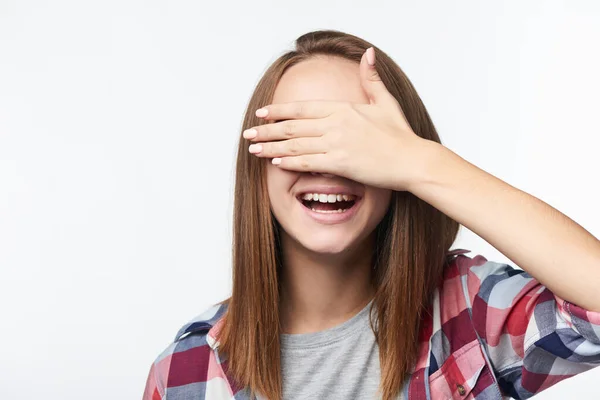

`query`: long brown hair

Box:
[216,29,460,400]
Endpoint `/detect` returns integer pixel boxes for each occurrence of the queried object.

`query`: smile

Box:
[295,192,362,224]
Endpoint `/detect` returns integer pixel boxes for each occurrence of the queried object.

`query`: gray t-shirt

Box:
[272,299,405,400]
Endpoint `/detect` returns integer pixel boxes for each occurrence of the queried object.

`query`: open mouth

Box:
[296,194,359,214]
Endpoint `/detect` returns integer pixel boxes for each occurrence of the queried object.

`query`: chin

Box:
[294,231,359,255]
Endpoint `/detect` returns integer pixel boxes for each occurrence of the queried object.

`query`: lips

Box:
[295,193,363,224]
[292,182,364,224]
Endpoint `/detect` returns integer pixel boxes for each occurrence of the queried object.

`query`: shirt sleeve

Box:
[457,253,600,399]
[142,361,165,400]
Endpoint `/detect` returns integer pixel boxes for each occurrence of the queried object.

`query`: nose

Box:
[311,172,335,178]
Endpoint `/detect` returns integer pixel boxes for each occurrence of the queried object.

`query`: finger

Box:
[255,100,345,121]
[271,153,332,173]
[249,137,326,158]
[243,118,323,142]
[359,47,397,107]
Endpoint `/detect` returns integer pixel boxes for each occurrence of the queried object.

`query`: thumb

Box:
[360,47,394,106]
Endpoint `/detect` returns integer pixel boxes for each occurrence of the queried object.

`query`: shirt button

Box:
[457,384,466,395]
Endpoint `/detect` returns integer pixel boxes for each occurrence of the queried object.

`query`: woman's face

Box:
[266,56,392,255]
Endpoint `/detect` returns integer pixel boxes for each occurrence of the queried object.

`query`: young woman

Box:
[143,30,600,400]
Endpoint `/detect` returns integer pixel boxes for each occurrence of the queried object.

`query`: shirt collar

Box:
[206,318,224,350]
[174,302,228,350]
[447,248,470,257]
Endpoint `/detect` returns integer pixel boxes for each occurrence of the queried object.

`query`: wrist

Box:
[406,139,448,194]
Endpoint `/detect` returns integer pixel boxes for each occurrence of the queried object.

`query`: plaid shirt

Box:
[143,250,600,399]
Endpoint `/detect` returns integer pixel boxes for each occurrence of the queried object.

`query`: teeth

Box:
[310,208,347,213]
[300,193,357,203]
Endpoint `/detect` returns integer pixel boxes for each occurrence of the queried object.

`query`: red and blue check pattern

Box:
[143,250,600,399]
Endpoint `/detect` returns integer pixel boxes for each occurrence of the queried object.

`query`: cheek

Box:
[369,188,393,220]
[266,163,300,204]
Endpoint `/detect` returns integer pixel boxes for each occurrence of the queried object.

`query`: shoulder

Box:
[148,301,230,397]
[442,248,528,296]
[437,249,529,327]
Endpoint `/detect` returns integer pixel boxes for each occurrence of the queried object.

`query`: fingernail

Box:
[272,158,281,165]
[366,47,375,66]
[243,128,257,139]
[256,108,269,117]
[248,143,262,154]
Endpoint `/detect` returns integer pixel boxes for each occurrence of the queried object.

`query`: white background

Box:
[1,0,599,398]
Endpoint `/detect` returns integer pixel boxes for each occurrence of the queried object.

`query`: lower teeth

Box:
[310,208,348,214]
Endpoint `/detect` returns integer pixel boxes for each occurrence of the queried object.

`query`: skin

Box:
[266,56,392,334]
[244,47,600,318]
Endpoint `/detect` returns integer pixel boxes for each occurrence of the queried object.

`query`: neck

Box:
[279,232,376,334]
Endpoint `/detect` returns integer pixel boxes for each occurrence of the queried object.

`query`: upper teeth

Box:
[300,193,357,203]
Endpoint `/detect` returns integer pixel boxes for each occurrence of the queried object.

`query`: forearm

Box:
[409,139,600,312]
